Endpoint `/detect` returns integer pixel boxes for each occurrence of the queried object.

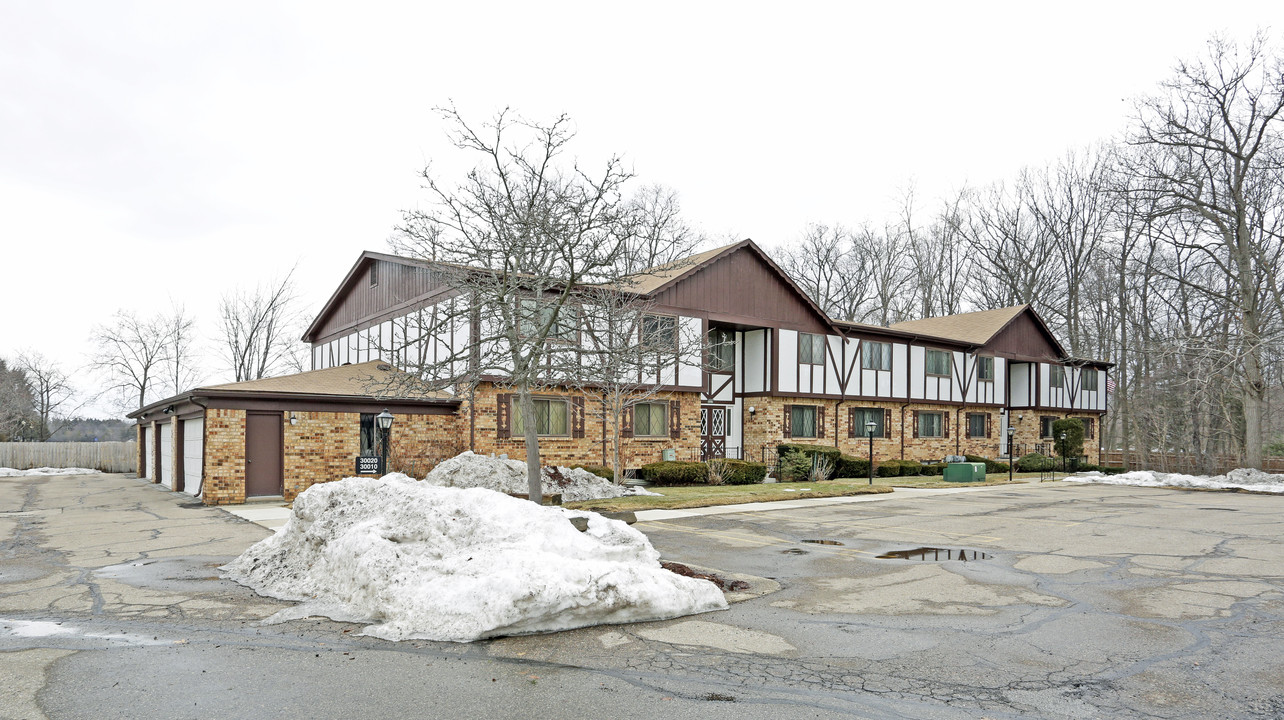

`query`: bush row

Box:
[640,459,769,486]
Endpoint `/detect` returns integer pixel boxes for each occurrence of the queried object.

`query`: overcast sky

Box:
[1,1,1278,417]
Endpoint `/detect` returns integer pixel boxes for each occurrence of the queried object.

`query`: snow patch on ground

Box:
[0,467,98,477]
[422,451,659,502]
[221,475,726,642]
[1066,468,1284,494]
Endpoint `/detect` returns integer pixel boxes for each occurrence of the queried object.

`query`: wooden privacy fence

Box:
[0,442,137,473]
[1104,451,1284,475]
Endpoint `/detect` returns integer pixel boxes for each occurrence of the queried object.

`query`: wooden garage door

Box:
[141,426,152,480]
[182,418,203,496]
[158,422,172,488]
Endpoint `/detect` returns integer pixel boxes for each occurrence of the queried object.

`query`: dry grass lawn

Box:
[566,479,892,512]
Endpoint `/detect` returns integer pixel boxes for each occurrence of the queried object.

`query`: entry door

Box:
[245,412,283,497]
[700,406,727,461]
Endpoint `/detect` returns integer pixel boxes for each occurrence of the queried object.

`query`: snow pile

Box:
[0,467,99,477]
[422,451,658,502]
[221,474,726,642]
[1066,468,1284,494]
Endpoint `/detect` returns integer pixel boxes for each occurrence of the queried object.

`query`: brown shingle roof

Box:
[611,241,745,295]
[887,305,1029,346]
[198,360,451,400]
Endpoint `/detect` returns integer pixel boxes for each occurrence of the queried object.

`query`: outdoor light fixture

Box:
[1059,431,1068,474]
[865,420,876,485]
[1007,426,1015,483]
[162,405,175,415]
[748,406,756,416]
[376,410,394,474]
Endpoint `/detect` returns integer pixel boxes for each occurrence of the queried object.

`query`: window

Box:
[633,402,668,438]
[791,406,817,438]
[1049,365,1066,388]
[967,413,988,439]
[708,328,735,372]
[977,356,994,382]
[862,341,892,371]
[642,315,677,350]
[1082,368,1098,391]
[852,407,886,438]
[369,262,378,287]
[519,299,577,342]
[799,333,826,365]
[512,397,570,437]
[1081,416,1095,439]
[359,413,390,456]
[925,349,951,377]
[1040,416,1056,439]
[919,411,943,438]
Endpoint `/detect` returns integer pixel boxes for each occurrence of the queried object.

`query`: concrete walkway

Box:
[220,482,1024,529]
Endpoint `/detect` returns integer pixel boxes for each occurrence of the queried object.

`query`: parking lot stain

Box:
[801,539,844,546]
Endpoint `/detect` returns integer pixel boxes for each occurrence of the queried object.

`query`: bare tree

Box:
[90,310,169,412]
[1126,32,1284,467]
[774,223,876,322]
[569,283,704,479]
[621,184,706,273]
[218,268,305,382]
[389,106,650,502]
[162,304,202,396]
[17,351,77,441]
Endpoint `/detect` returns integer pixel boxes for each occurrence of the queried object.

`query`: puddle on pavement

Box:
[781,548,809,555]
[801,539,844,546]
[877,547,991,562]
[1199,507,1239,512]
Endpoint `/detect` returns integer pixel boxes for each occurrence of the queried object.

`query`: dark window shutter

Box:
[669,399,681,439]
[912,410,919,439]
[496,393,511,439]
[621,406,634,438]
[884,409,892,439]
[783,405,793,439]
[986,413,992,438]
[964,414,972,439]
[848,407,856,438]
[943,413,950,439]
[572,397,585,439]
[817,406,825,439]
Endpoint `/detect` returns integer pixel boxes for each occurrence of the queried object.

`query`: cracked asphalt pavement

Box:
[2,473,1282,719]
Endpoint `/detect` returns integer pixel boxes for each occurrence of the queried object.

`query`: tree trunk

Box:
[515,386,543,503]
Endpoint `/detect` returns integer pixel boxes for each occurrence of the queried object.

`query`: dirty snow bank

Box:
[221,474,726,642]
[0,467,98,477]
[422,451,658,502]
[1066,468,1284,494]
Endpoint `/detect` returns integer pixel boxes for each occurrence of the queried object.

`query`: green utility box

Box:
[944,462,987,483]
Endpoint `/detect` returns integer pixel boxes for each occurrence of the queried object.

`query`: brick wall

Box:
[1007,411,1104,465]
[203,408,246,505]
[463,383,702,472]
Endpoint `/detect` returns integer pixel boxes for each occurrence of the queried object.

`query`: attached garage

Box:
[129,361,461,505]
[182,418,203,496]
[141,426,153,481]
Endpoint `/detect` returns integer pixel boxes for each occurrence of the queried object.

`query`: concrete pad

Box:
[795,564,1067,616]
[1013,554,1109,574]
[0,647,75,720]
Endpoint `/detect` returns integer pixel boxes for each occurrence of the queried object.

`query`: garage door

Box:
[143,427,154,481]
[182,418,203,496]
[158,422,173,489]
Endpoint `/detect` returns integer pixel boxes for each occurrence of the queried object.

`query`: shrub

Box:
[877,461,902,477]
[779,452,815,482]
[640,461,707,486]
[809,455,835,483]
[836,454,870,478]
[572,465,615,482]
[720,459,767,485]
[1016,453,1054,472]
[777,443,841,477]
[897,459,923,476]
[922,462,946,476]
[1051,418,1086,458]
[964,455,1009,474]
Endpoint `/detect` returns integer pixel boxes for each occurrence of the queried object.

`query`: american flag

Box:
[1106,376,1116,393]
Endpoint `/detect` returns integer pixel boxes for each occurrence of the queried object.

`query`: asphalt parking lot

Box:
[2,473,1281,719]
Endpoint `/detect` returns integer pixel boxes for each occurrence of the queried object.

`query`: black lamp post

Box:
[1007,426,1015,483]
[376,409,394,473]
[866,420,876,485]
[1059,431,1067,475]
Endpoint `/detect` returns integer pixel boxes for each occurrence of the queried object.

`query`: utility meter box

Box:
[944,462,986,483]
[661,448,677,462]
